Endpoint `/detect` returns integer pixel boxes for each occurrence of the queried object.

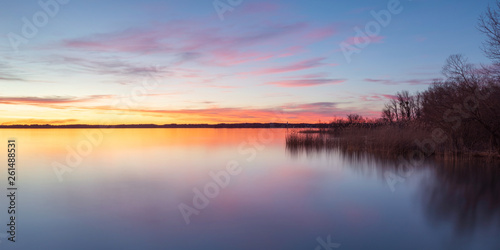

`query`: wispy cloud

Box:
[285,102,339,110]
[60,21,307,61]
[0,95,112,106]
[0,76,25,81]
[364,78,440,85]
[58,16,338,68]
[282,72,330,79]
[1,119,79,125]
[0,62,29,82]
[56,56,169,78]
[359,93,397,102]
[267,78,345,87]
[248,57,331,76]
[344,36,385,45]
[50,101,373,123]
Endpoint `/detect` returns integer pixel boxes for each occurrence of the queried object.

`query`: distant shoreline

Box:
[0,123,326,129]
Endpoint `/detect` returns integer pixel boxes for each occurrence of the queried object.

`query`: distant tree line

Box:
[0,123,327,129]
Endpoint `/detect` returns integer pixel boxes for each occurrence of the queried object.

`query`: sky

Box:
[0,0,495,125]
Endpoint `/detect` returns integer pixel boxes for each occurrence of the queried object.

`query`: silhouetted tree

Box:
[382,104,395,123]
[442,54,478,84]
[347,113,364,124]
[421,55,500,153]
[381,91,422,124]
[479,1,500,62]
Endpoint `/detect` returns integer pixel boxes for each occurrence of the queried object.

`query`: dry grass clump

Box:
[285,125,500,159]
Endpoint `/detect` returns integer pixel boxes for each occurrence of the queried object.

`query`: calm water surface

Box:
[0,128,499,250]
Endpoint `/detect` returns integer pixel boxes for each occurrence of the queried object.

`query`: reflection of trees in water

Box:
[419,158,500,234]
[287,144,500,235]
[335,149,500,235]
[287,144,432,179]
[285,133,336,159]
[286,143,500,235]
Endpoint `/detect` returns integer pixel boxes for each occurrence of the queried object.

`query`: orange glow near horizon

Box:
[0,102,372,125]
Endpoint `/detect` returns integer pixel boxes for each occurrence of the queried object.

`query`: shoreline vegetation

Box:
[286,123,500,160]
[285,64,500,159]
[285,57,500,160]
[286,59,500,159]
[288,4,500,161]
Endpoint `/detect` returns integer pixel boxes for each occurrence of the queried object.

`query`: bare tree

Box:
[390,98,400,122]
[346,114,364,124]
[442,54,477,84]
[381,91,422,124]
[478,1,500,62]
[421,60,500,153]
[396,91,412,121]
[412,92,423,120]
[382,104,395,123]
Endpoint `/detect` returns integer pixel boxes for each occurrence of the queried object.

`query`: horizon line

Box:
[0,122,325,129]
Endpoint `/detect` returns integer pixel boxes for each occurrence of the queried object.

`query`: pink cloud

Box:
[248,57,329,75]
[276,46,306,58]
[210,49,276,65]
[59,17,340,68]
[86,102,369,123]
[304,26,337,41]
[61,21,307,60]
[282,72,330,79]
[359,93,397,102]
[365,78,439,85]
[382,94,398,100]
[344,36,385,45]
[267,78,345,87]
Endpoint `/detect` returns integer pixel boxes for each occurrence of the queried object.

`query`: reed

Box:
[285,125,500,159]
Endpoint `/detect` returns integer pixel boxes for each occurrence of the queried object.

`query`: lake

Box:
[0,128,499,249]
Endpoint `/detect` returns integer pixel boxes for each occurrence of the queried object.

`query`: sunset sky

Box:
[0,0,493,125]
